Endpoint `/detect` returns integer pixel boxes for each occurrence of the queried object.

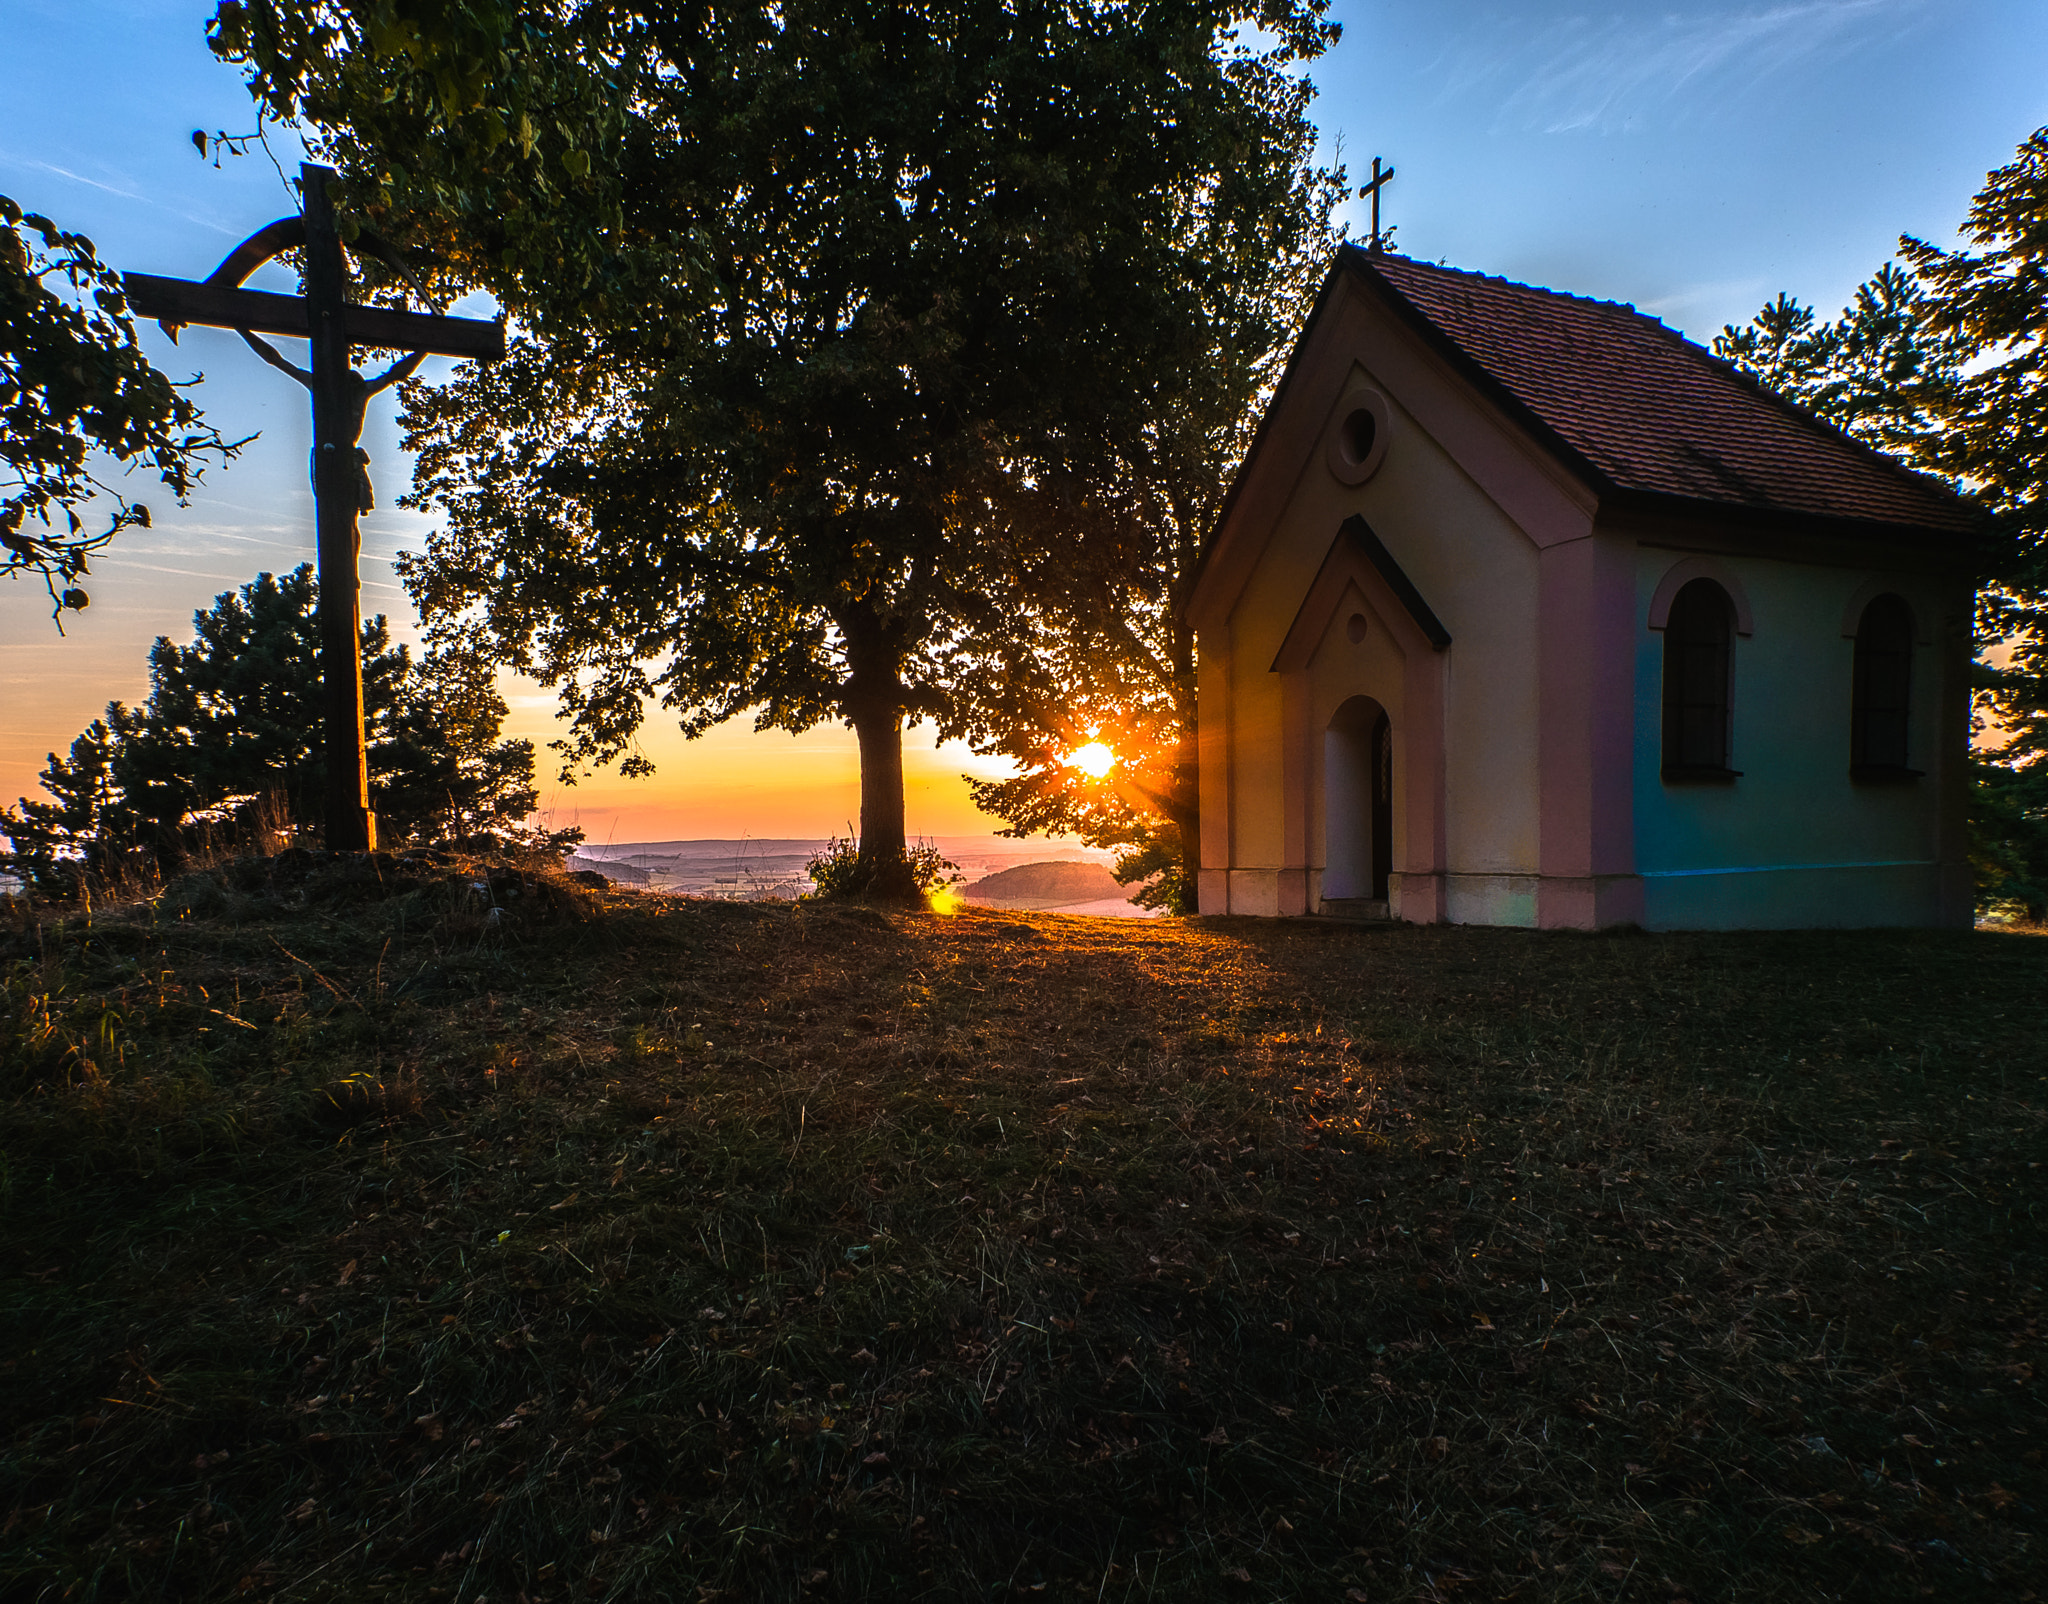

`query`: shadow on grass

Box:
[2,883,2042,1601]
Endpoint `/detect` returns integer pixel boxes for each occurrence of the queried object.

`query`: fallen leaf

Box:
[1202,1427,1229,1446]
[1783,1527,1823,1546]
[337,1259,357,1286]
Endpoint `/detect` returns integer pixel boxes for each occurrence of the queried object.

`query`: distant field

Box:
[2,868,2041,1601]
[570,838,1119,900]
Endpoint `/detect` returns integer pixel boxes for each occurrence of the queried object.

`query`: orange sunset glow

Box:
[1065,741,1117,779]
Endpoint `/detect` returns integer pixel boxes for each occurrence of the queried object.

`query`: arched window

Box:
[1852,593,1917,778]
[1662,579,1738,781]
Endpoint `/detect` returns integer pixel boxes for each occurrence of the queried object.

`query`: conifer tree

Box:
[1,567,548,894]
[1,720,123,892]
[1903,129,2048,917]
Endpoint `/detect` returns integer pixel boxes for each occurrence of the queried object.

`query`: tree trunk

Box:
[841,610,921,902]
[849,696,919,898]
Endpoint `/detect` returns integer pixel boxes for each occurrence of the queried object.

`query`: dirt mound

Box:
[160,847,603,927]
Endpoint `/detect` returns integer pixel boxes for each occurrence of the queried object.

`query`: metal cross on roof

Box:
[1360,156,1396,253]
[124,164,504,853]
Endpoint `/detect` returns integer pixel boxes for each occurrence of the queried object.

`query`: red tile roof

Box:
[1350,248,1980,539]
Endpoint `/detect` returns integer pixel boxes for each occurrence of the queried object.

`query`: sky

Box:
[3,0,2044,843]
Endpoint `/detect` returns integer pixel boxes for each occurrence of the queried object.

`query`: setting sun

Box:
[1065,741,1118,778]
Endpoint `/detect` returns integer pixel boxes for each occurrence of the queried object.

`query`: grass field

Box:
[2,855,2043,1602]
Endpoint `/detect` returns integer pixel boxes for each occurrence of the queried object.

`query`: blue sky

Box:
[3,0,2045,838]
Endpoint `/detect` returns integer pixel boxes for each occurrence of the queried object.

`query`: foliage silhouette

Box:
[2,196,242,621]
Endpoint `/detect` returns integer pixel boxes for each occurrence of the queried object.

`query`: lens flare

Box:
[1066,741,1117,778]
[927,884,964,915]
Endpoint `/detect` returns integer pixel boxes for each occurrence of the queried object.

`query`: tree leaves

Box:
[1,196,243,622]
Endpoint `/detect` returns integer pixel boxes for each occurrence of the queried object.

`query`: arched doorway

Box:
[1325,696,1393,904]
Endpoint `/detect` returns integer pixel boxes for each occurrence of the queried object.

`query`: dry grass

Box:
[1,868,2042,1602]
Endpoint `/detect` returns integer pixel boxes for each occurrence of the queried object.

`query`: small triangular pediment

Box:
[1273,516,1450,674]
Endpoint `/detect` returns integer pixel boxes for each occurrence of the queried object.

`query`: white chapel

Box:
[1186,248,1982,929]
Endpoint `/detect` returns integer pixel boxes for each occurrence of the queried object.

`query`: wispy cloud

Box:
[1639,275,1774,325]
[1460,0,1927,136]
[0,149,239,235]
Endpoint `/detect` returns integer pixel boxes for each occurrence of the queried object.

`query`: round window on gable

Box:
[1345,612,1369,644]
[1326,387,1391,486]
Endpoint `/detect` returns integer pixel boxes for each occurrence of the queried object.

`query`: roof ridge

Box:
[1343,243,1663,325]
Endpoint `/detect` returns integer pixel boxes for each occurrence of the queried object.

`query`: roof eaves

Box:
[1597,485,1994,563]
[1342,514,1452,649]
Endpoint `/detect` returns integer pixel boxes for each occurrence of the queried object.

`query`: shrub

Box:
[805,837,960,902]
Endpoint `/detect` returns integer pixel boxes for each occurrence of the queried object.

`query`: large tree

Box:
[3,195,242,621]
[211,0,1343,898]
[1715,127,2048,917]
[1,566,550,894]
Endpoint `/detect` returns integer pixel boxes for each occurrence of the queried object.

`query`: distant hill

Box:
[569,856,650,884]
[963,860,1127,908]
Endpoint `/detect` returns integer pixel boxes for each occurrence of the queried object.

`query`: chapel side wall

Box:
[1225,373,1542,920]
[1630,547,1968,929]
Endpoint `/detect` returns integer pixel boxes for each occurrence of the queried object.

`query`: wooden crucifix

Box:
[1360,156,1396,252]
[123,164,504,853]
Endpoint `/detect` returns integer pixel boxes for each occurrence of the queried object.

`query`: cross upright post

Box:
[300,166,376,851]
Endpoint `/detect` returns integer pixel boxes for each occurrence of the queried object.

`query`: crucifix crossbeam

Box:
[122,273,505,357]
[123,163,504,853]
